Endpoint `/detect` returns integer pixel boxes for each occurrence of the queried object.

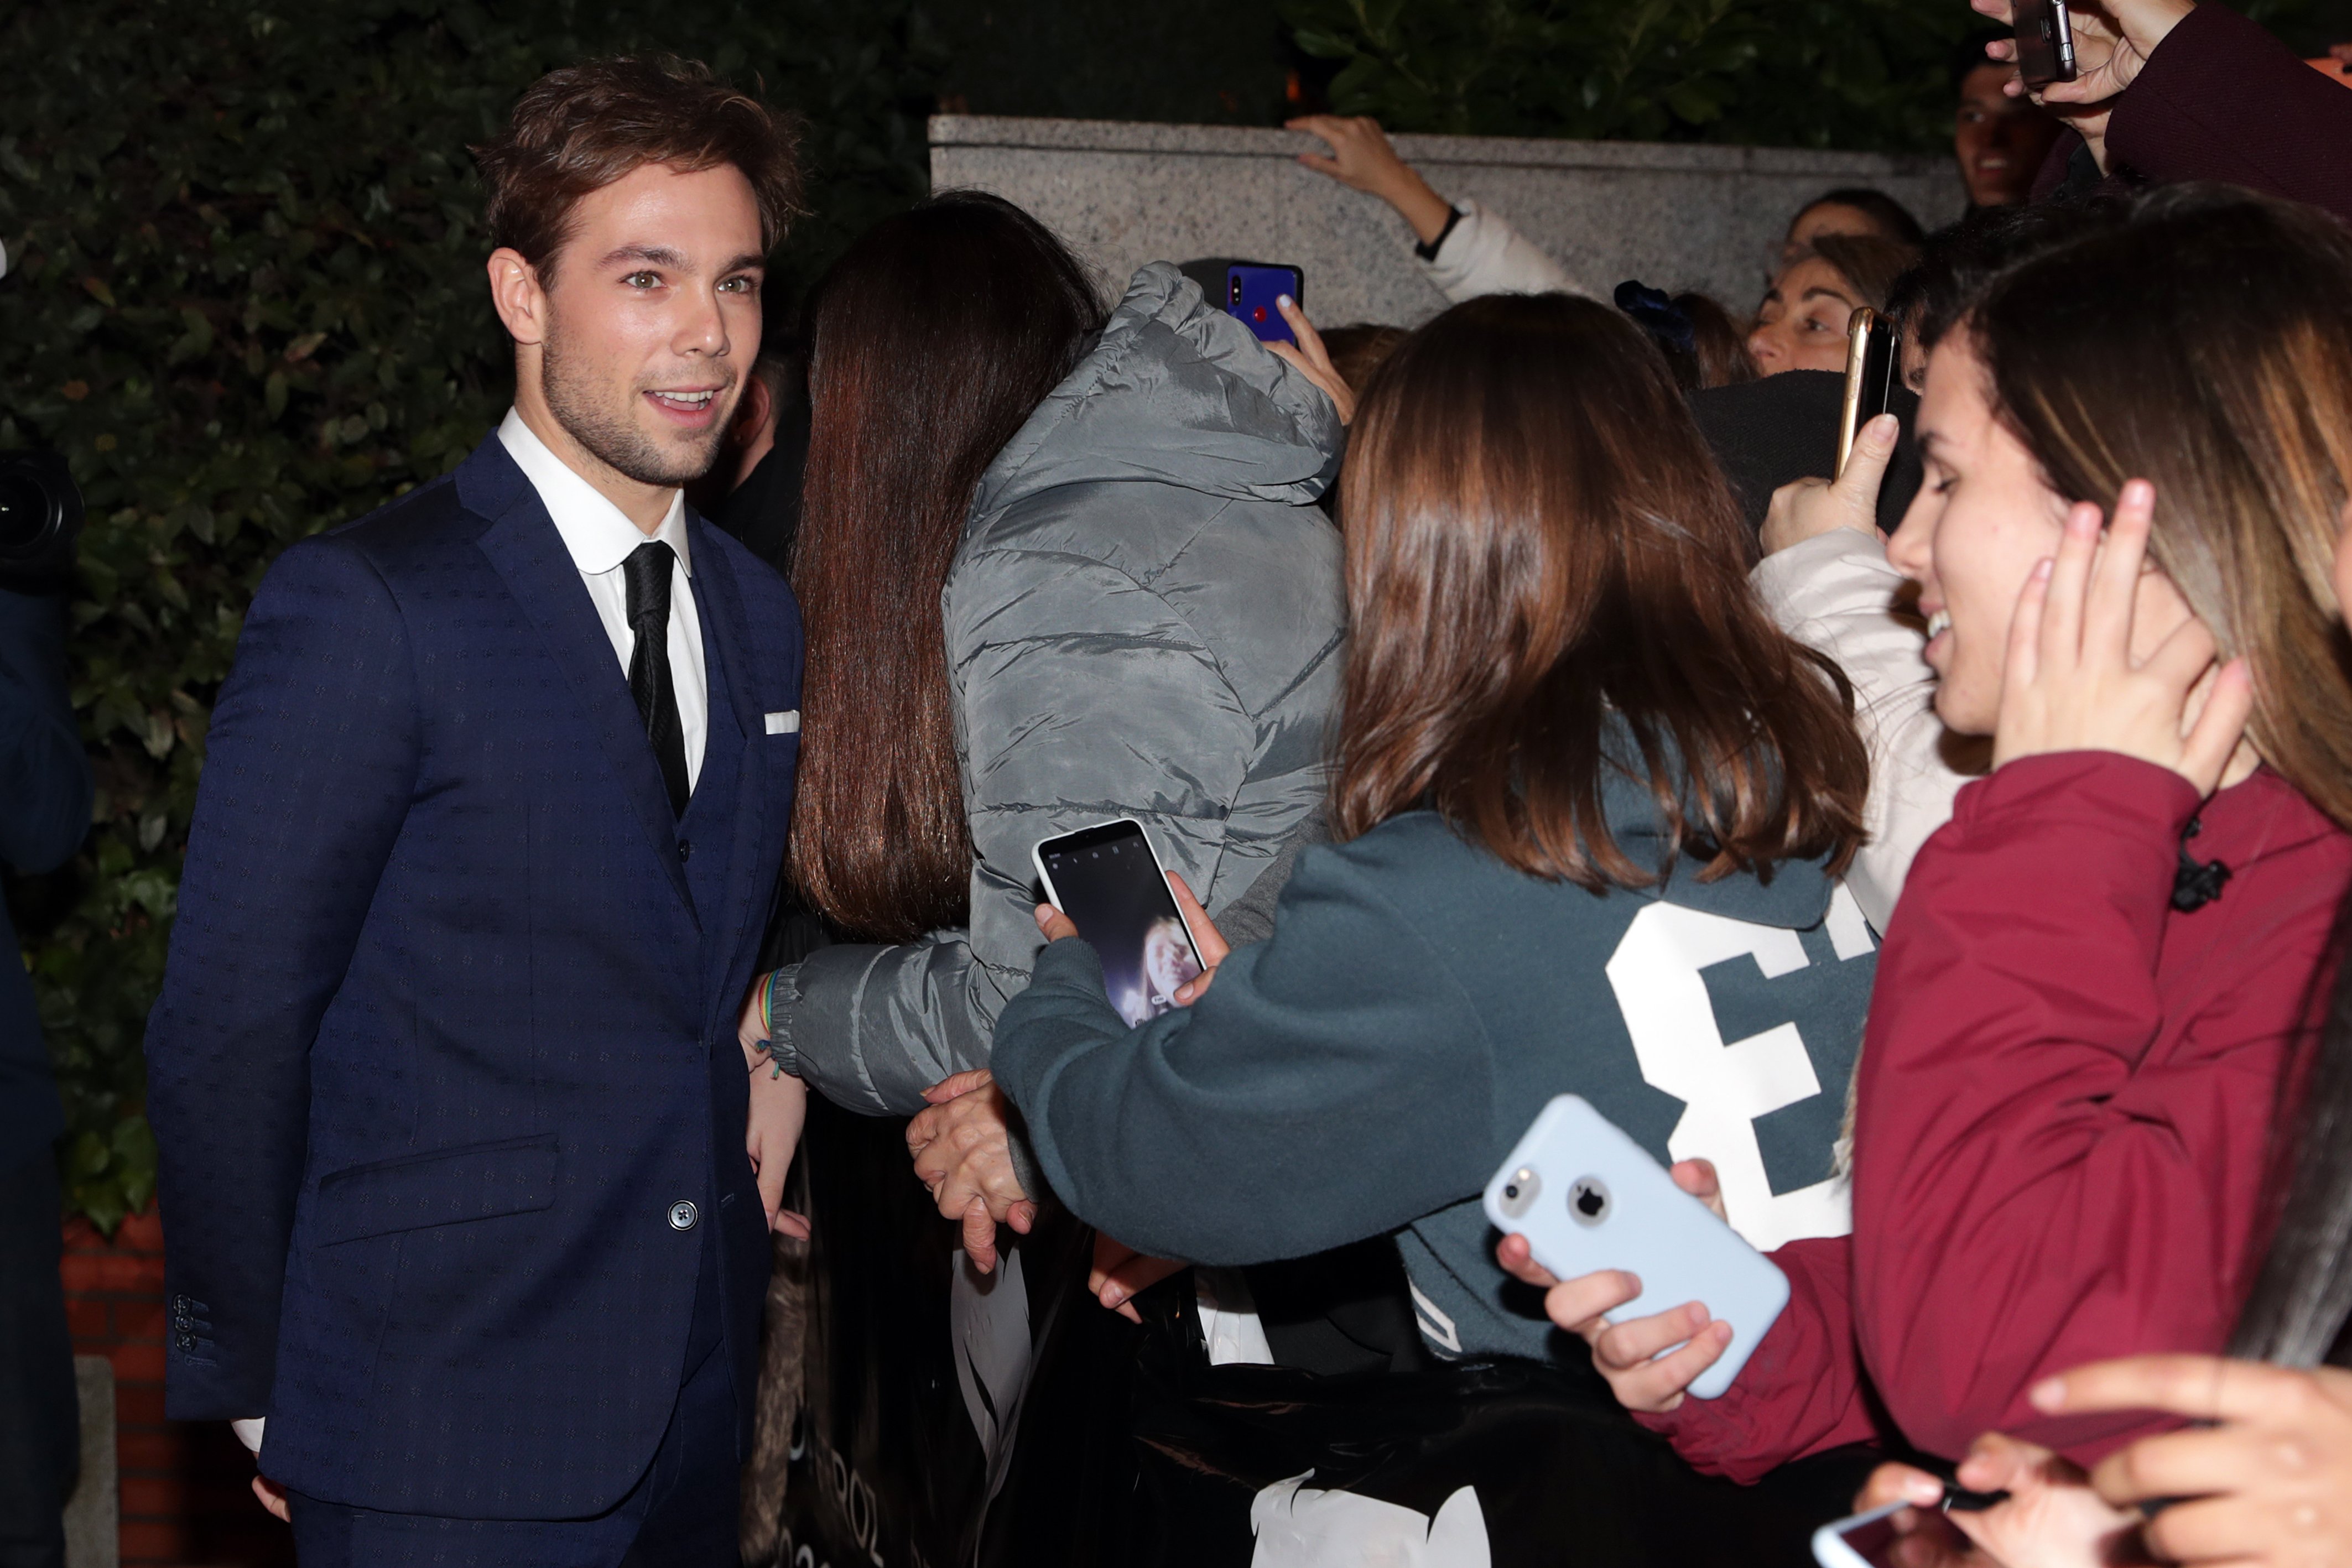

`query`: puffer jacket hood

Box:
[971,262,1344,523]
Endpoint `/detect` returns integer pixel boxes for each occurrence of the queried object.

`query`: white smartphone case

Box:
[1030,817,1205,966]
[1810,1501,1905,1567]
[1483,1095,1790,1400]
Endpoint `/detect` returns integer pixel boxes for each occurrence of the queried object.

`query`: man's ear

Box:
[487,247,549,346]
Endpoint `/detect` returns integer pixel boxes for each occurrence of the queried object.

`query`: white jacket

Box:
[1417,197,1584,302]
[1751,531,1984,933]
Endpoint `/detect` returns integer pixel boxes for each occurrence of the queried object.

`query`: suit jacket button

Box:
[173,1295,189,1312]
[175,1333,194,1351]
[668,1200,698,1231]
[677,838,693,861]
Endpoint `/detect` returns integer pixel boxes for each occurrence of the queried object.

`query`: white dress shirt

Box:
[499,408,707,790]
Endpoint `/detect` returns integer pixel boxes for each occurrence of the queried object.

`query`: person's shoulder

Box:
[312,470,480,574]
[1297,813,1516,909]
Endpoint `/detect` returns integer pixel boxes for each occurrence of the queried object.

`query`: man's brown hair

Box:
[473,55,803,279]
[1331,292,1867,889]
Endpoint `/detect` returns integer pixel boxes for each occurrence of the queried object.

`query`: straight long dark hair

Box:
[1330,293,1867,888]
[788,192,1105,940]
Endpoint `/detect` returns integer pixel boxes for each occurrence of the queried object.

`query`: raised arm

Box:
[145,537,419,1419]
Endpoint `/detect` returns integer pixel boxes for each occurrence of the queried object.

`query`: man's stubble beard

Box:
[540,326,728,490]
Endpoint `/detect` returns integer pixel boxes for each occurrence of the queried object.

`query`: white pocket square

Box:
[764,710,800,735]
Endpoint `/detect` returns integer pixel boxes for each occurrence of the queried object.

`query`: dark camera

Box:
[0,452,84,591]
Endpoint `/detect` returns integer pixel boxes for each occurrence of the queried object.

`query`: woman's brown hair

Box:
[789,193,1105,940]
[1973,185,2352,830]
[1330,293,1867,888]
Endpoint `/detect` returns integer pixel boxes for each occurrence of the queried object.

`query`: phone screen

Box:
[1037,822,1204,1027]
[1818,1504,1970,1568]
[1227,264,1306,345]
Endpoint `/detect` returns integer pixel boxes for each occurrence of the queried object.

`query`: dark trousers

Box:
[0,1149,77,1568]
[290,1225,737,1568]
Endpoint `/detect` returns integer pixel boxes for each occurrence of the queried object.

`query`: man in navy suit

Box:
[145,58,809,1566]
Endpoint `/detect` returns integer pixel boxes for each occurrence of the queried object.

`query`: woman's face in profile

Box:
[1747,256,1860,376]
[1143,924,1200,1001]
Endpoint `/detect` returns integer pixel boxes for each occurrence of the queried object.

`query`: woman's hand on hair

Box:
[1493,1159,1734,1413]
[1969,0,2195,173]
[1761,412,1900,556]
[1267,299,1357,425]
[1992,478,2253,794]
[907,1068,1035,1274]
[2034,1355,2352,1566]
[1284,115,1455,246]
[1089,1232,1188,1323]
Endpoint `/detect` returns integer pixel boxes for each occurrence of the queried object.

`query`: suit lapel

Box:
[464,439,697,923]
[687,526,777,1031]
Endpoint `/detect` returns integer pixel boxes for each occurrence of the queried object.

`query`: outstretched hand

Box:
[1992,477,2252,794]
[1761,411,1899,556]
[1492,1158,1734,1413]
[1284,114,1455,245]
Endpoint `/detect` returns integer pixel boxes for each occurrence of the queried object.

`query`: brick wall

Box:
[61,1210,294,1567]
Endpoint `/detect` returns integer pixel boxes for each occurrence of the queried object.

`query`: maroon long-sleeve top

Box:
[2033,3,2352,223]
[1641,753,2351,1478]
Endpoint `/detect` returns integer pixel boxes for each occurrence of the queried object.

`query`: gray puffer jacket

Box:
[768,262,1347,1116]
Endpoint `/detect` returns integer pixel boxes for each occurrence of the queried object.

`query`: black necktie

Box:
[622,541,690,817]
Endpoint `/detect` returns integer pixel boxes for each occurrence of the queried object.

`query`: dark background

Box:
[4,0,2348,1234]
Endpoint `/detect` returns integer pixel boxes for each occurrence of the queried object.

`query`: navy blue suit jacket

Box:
[145,435,802,1517]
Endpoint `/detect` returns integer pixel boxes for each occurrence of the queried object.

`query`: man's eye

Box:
[623,271,659,289]
[718,276,755,294]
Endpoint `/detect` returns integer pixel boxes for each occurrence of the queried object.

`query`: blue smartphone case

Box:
[1483,1095,1791,1400]
[1226,264,1304,345]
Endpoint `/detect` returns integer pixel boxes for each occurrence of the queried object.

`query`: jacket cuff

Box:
[760,963,805,1079]
[1412,206,1466,262]
[1750,530,1892,624]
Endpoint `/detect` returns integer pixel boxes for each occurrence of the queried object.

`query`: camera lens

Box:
[0,470,49,553]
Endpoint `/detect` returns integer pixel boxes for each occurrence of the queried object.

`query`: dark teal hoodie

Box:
[990,777,1877,1364]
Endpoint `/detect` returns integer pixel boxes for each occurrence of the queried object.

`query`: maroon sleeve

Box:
[1849,754,2289,1466]
[1633,1236,1890,1483]
[2108,3,2352,223]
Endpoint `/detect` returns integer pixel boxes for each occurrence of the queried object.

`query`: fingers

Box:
[1271,298,1356,424]
[1591,1300,1711,1371]
[1172,970,1217,1004]
[921,1067,994,1106]
[1668,1158,1724,1217]
[2041,499,2104,667]
[1494,1231,1562,1289]
[1970,0,2016,22]
[2004,555,2054,712]
[1955,1428,2058,1494]
[1539,1267,1644,1334]
[960,1196,998,1274]
[2086,1423,2275,1508]
[756,1154,788,1232]
[2083,479,2153,660]
[2032,1353,2300,1425]
[253,1475,292,1522]
[1836,411,1900,499]
[1603,1316,1732,1410]
[2179,659,2252,795]
[1097,1252,1186,1314]
[774,1208,811,1241]
[1857,1463,1949,1513]
[1165,873,1230,968]
[1033,903,1079,941]
[1007,1200,1036,1236]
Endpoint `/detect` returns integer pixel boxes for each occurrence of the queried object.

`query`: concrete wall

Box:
[930,116,1964,328]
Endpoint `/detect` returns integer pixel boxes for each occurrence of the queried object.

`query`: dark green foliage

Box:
[1283,0,2348,152]
[0,0,940,1231]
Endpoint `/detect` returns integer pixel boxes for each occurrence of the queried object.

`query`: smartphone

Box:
[1484,1096,1789,1400]
[1032,819,1207,1027]
[1813,1500,1973,1567]
[1227,264,1305,346]
[1836,306,1899,480]
[2013,0,2078,87]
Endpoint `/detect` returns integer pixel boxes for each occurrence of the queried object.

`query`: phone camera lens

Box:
[1503,1182,1521,1200]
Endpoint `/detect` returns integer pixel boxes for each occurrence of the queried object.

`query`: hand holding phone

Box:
[1032,819,1208,1026]
[1226,263,1306,345]
[2011,0,2079,87]
[1836,308,1897,480]
[1485,1096,1788,1401]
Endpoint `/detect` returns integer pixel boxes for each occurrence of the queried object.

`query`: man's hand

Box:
[746,1064,809,1239]
[1492,1159,1734,1413]
[1090,1232,1187,1324]
[1970,0,2197,171]
[232,1419,292,1523]
[1284,114,1455,245]
[1761,411,1898,557]
[2036,1355,2352,1565]
[907,1069,1035,1274]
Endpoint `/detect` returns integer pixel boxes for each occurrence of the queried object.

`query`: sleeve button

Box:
[667,1200,698,1231]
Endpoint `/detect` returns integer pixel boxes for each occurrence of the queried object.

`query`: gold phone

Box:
[1836,307,1898,479]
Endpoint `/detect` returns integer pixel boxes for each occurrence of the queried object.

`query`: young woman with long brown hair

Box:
[1527,192,2352,1541]
[980,290,1876,1382]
